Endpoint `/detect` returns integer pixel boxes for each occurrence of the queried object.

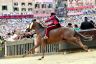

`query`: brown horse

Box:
[23,21,92,60]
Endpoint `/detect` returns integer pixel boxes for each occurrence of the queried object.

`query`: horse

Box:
[23,21,92,60]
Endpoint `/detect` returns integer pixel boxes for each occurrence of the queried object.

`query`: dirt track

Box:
[1,50,96,64]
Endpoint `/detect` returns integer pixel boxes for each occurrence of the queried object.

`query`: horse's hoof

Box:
[38,58,42,60]
[84,48,88,52]
[22,54,26,57]
[22,55,25,57]
[83,45,88,52]
[85,50,88,52]
[38,57,44,60]
[88,49,91,52]
[63,52,67,55]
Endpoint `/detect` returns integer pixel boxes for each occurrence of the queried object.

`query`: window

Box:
[48,4,53,8]
[2,5,7,10]
[28,3,32,6]
[46,10,49,14]
[42,4,46,8]
[35,4,40,8]
[21,2,25,6]
[36,11,38,13]
[14,2,18,6]
[43,11,45,13]
[13,7,19,11]
[22,8,26,11]
[28,8,32,11]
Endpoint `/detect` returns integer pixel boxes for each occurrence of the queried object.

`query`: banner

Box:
[83,10,96,15]
[35,0,53,2]
[0,15,34,19]
[67,5,94,10]
[68,0,95,8]
[68,12,83,15]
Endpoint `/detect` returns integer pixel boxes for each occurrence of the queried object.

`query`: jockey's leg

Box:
[45,25,60,39]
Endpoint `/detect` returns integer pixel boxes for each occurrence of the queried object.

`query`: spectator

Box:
[80,17,95,30]
[74,24,80,31]
[90,20,96,28]
[66,23,74,30]
[66,23,73,28]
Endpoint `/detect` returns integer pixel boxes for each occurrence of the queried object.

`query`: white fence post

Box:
[4,42,7,56]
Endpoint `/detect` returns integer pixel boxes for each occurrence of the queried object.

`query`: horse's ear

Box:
[30,22,33,28]
[32,19,36,23]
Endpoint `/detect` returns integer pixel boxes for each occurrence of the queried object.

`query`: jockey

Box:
[44,13,61,39]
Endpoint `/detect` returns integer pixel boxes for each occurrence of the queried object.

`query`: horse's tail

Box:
[75,31,93,41]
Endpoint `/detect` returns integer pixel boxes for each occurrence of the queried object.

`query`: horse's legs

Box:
[75,37,88,52]
[64,40,79,47]
[38,40,46,60]
[23,42,40,57]
[67,37,88,52]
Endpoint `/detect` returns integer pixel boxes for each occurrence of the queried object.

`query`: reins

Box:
[39,21,48,28]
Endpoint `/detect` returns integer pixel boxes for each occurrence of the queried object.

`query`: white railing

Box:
[4,38,62,57]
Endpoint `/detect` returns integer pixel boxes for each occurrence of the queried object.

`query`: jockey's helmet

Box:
[51,12,56,16]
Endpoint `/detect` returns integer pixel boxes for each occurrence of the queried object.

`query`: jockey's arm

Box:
[47,23,54,26]
[45,16,54,22]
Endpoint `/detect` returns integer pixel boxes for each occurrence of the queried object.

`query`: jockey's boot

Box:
[43,35,48,39]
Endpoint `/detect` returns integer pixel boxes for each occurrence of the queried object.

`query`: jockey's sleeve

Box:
[45,16,54,22]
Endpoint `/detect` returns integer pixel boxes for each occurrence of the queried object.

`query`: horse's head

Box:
[26,19,44,31]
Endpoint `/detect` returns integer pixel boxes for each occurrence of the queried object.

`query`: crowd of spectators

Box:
[61,15,96,26]
[0,19,32,39]
[61,15,96,31]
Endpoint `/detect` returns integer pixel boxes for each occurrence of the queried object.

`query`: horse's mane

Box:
[34,21,45,37]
